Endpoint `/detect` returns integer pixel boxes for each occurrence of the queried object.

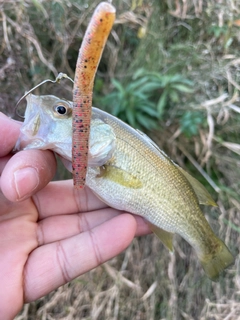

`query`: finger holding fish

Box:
[0,112,21,157]
[1,149,56,202]
[37,206,150,246]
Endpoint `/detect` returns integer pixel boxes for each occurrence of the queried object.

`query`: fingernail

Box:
[14,167,39,200]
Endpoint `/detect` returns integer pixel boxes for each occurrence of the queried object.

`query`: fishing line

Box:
[15,72,74,118]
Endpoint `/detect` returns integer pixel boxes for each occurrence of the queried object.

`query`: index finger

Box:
[0,113,21,157]
[33,180,108,219]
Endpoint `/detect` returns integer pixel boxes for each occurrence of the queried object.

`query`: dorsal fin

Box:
[178,167,217,207]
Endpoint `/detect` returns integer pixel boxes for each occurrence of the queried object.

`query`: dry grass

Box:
[0,0,240,319]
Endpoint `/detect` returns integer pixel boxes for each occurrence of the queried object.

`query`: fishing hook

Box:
[15,72,74,118]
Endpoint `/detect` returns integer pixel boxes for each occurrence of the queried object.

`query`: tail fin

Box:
[199,239,234,281]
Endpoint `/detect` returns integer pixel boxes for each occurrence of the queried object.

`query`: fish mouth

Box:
[14,133,45,152]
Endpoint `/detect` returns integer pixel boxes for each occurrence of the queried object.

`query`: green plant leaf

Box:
[180,111,204,137]
[111,79,125,96]
[133,68,146,79]
[157,91,168,117]
[100,92,119,107]
[126,107,136,127]
[127,77,149,91]
[175,78,194,86]
[171,84,194,93]
[134,91,151,101]
[140,81,164,92]
[168,89,179,102]
[112,101,122,116]
[167,74,184,83]
[136,113,159,130]
[139,104,159,117]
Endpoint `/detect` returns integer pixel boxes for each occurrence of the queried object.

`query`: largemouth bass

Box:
[15,93,234,281]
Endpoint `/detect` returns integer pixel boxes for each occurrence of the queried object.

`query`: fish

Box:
[15,93,234,281]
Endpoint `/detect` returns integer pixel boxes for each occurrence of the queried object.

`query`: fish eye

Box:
[56,105,67,115]
[53,100,72,118]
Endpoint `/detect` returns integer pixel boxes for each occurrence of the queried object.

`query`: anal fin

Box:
[147,222,174,252]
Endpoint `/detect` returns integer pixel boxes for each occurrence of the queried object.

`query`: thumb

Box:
[1,149,56,202]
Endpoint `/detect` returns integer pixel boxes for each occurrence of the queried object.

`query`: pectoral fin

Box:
[147,222,174,252]
[98,165,142,189]
[178,167,217,207]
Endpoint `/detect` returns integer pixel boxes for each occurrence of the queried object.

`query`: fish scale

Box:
[16,95,234,281]
[87,113,199,232]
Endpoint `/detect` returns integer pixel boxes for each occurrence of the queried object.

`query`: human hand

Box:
[0,112,150,319]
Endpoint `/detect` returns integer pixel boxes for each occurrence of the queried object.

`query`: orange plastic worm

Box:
[72,2,116,188]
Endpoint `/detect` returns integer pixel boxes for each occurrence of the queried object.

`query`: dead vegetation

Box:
[0,0,240,319]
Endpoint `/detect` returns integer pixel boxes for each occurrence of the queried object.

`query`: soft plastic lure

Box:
[72,2,116,188]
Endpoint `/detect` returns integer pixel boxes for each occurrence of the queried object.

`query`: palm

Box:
[0,193,38,317]
[0,113,150,319]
